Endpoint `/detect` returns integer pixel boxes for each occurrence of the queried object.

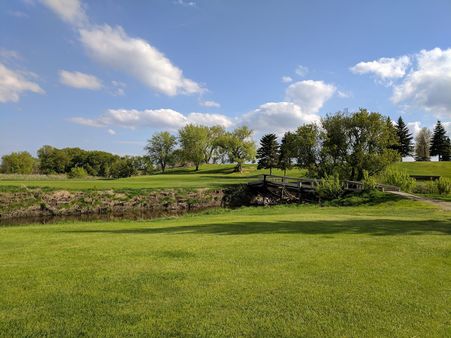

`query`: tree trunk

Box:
[195,164,199,171]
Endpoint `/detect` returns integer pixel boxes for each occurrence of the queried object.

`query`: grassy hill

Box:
[0,164,305,191]
[0,199,449,336]
[0,161,449,191]
[391,161,451,179]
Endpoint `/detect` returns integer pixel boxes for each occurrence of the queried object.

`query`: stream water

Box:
[0,208,206,227]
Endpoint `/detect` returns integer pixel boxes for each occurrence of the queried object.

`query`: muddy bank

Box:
[0,188,226,221]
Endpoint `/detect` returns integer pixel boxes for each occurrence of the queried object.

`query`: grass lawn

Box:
[0,164,305,191]
[0,198,450,337]
[392,161,451,179]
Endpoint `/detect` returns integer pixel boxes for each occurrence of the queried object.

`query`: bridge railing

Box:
[256,174,400,192]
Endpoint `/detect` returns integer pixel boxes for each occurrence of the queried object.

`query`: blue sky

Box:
[1,0,450,157]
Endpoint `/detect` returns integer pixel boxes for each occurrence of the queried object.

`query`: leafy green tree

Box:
[430,121,448,161]
[295,123,321,175]
[394,116,413,159]
[37,145,70,174]
[319,113,351,177]
[110,157,138,178]
[204,125,226,164]
[219,126,256,172]
[256,133,279,175]
[347,109,399,180]
[0,151,36,174]
[415,127,432,161]
[178,124,209,171]
[145,131,177,173]
[278,131,297,175]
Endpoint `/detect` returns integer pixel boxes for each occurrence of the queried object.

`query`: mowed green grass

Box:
[391,161,451,178]
[0,165,305,191]
[0,162,449,192]
[1,199,450,337]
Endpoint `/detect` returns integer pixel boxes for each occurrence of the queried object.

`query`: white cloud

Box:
[41,0,87,26]
[173,0,196,7]
[0,63,44,103]
[0,49,21,60]
[187,112,232,127]
[59,70,102,90]
[281,76,293,83]
[337,90,352,98]
[79,25,203,96]
[107,128,116,135]
[295,65,309,77]
[392,48,451,118]
[351,55,410,79]
[242,102,320,136]
[70,109,232,130]
[285,80,336,114]
[407,121,422,138]
[111,80,126,96]
[199,100,220,108]
[41,0,204,96]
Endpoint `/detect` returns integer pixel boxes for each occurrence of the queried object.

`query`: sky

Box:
[1,0,451,157]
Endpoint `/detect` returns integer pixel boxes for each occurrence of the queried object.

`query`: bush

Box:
[362,170,378,191]
[381,168,416,192]
[67,167,88,179]
[316,174,343,200]
[436,177,451,195]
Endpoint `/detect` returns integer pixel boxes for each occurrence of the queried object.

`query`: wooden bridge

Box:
[248,174,400,193]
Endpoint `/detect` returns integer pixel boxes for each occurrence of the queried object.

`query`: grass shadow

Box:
[66,218,451,237]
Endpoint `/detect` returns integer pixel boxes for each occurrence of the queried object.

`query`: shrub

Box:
[362,170,378,191]
[67,166,88,179]
[436,177,451,195]
[381,168,416,192]
[316,174,343,200]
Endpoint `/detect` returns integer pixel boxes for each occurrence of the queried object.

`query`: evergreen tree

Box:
[415,127,432,161]
[395,116,413,160]
[278,132,297,176]
[442,136,451,161]
[430,121,448,161]
[256,133,279,175]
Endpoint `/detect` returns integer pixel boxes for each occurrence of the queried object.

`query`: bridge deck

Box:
[249,174,400,193]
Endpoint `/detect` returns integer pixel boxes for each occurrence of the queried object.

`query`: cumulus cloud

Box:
[285,80,336,114]
[70,109,232,130]
[351,55,410,79]
[41,0,87,26]
[79,25,203,96]
[41,0,204,96]
[241,102,320,136]
[187,112,232,127]
[59,70,102,90]
[199,100,220,108]
[392,48,451,118]
[107,128,116,135]
[0,63,45,103]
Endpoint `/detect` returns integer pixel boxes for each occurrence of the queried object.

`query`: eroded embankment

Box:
[0,188,230,220]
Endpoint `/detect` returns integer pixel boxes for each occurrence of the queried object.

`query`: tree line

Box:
[0,146,152,178]
[1,109,450,178]
[256,113,450,180]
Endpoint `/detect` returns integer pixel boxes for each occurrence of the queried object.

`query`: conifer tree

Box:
[395,116,413,160]
[430,121,448,161]
[256,133,279,175]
